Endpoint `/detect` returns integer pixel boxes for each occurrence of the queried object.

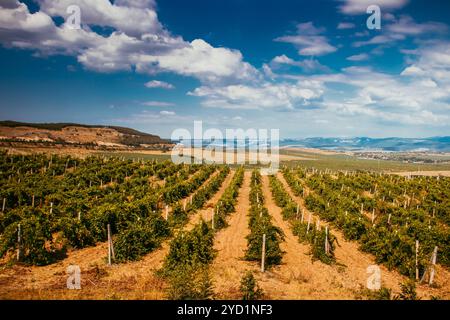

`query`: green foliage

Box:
[58,217,95,248]
[395,280,419,300]
[166,265,214,300]
[114,216,170,262]
[0,153,217,265]
[283,166,450,277]
[214,167,244,230]
[240,271,264,300]
[273,173,336,264]
[0,215,63,265]
[163,221,216,275]
[245,170,284,267]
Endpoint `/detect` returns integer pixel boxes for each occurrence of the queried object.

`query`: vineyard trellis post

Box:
[325,226,330,255]
[261,233,266,273]
[50,202,53,214]
[415,240,419,281]
[306,212,311,234]
[2,198,5,212]
[17,223,22,261]
[211,208,215,230]
[429,246,438,285]
[420,246,438,285]
[107,224,115,265]
[165,205,169,221]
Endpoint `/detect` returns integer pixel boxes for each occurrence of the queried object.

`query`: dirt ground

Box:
[210,171,257,299]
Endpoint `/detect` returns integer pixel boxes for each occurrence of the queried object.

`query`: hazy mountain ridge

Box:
[281,137,450,152]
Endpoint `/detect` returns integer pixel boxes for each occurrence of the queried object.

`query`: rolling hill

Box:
[0,120,169,147]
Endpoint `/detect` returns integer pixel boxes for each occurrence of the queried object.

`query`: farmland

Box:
[0,151,449,300]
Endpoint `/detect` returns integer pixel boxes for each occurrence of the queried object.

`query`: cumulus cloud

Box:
[145,80,175,89]
[337,22,355,29]
[275,22,337,56]
[346,53,369,61]
[353,15,448,47]
[136,39,259,82]
[142,101,175,107]
[0,0,258,84]
[282,52,450,127]
[37,0,163,37]
[160,110,175,116]
[386,15,448,35]
[338,0,409,15]
[271,55,330,72]
[189,80,324,110]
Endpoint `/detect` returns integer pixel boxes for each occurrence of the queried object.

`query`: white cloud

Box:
[346,53,369,61]
[386,15,447,35]
[37,0,163,37]
[337,22,355,29]
[271,55,330,72]
[353,15,448,47]
[275,22,337,56]
[0,0,259,84]
[144,80,175,89]
[137,39,259,83]
[338,0,408,15]
[142,101,175,107]
[189,80,324,110]
[160,110,175,116]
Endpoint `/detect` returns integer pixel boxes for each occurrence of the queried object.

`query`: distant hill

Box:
[281,137,450,152]
[0,120,169,147]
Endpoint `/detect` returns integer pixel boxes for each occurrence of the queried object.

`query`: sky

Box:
[0,0,450,139]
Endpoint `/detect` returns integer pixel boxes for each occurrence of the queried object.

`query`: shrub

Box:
[240,271,264,300]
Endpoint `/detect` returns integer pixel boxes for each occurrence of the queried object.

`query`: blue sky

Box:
[0,0,450,139]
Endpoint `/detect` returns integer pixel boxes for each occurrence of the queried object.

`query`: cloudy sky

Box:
[0,0,449,138]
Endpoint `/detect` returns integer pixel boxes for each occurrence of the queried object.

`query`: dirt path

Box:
[210,171,256,299]
[0,170,234,300]
[185,170,235,230]
[255,174,362,299]
[276,172,450,299]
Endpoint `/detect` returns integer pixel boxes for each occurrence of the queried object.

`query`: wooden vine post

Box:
[2,198,5,212]
[17,223,22,261]
[107,224,115,266]
[325,226,330,255]
[211,208,215,230]
[165,205,169,221]
[306,212,312,234]
[420,246,438,285]
[429,246,438,285]
[261,233,266,273]
[415,240,419,281]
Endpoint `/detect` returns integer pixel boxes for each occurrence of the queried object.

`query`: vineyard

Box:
[0,151,449,300]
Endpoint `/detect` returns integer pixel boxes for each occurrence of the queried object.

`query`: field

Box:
[0,151,449,300]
